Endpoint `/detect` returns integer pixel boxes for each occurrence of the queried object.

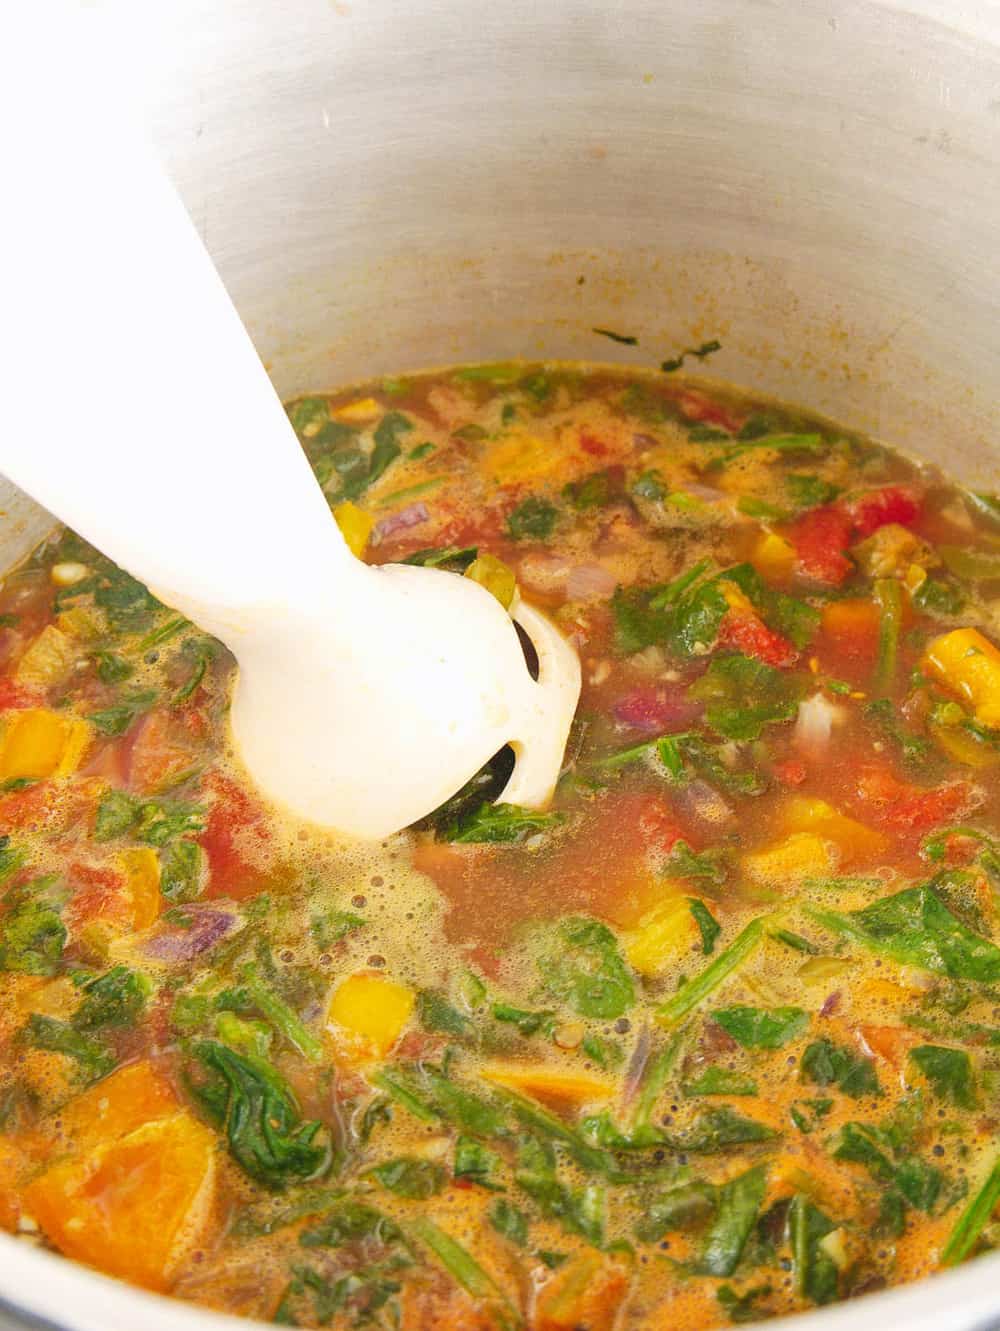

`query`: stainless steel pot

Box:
[2,1,1000,1327]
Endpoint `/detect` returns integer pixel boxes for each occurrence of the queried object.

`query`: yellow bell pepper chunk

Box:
[333,397,381,423]
[0,709,89,781]
[333,501,375,557]
[464,553,516,609]
[718,581,756,614]
[326,973,414,1062]
[487,432,562,485]
[15,625,77,689]
[625,895,697,976]
[743,832,837,886]
[923,627,1000,729]
[750,530,797,579]
[929,720,1000,769]
[119,848,162,930]
[779,795,888,861]
[480,1061,614,1104]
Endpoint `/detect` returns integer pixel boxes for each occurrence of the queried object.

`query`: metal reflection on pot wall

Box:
[0,1,999,1330]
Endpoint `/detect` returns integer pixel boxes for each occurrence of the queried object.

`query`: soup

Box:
[2,362,1000,1330]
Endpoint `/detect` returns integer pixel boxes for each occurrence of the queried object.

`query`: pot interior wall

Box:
[2,2,1000,1330]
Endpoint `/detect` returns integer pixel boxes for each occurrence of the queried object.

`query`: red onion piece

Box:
[820,990,842,1017]
[673,778,734,827]
[144,907,239,962]
[612,687,699,734]
[621,1024,652,1107]
[566,563,617,602]
[374,502,429,541]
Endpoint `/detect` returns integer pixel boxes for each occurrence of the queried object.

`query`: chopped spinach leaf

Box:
[684,1067,758,1097]
[789,1194,840,1305]
[21,1013,114,1081]
[367,1156,446,1199]
[689,654,803,741]
[538,917,634,1020]
[191,1041,332,1189]
[439,801,562,844]
[73,965,151,1030]
[711,1006,810,1050]
[809,885,1000,983]
[801,1038,880,1099]
[507,496,558,541]
[489,1196,529,1244]
[689,898,721,955]
[909,1044,977,1109]
[699,1164,767,1276]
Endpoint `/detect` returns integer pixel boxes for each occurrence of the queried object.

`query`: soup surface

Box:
[3,363,1000,1330]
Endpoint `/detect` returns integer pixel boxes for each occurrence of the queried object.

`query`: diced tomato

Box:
[857,1023,917,1069]
[773,757,807,786]
[0,678,43,711]
[0,782,59,833]
[123,710,199,795]
[198,772,273,900]
[855,765,979,834]
[676,390,743,436]
[579,430,610,458]
[630,793,687,857]
[717,609,797,667]
[849,486,922,540]
[788,505,855,586]
[67,861,128,929]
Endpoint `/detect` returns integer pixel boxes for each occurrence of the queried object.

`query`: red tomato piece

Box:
[788,505,855,586]
[67,861,128,929]
[855,766,978,834]
[0,678,43,711]
[631,793,687,857]
[849,486,922,539]
[773,757,807,786]
[0,782,59,833]
[676,390,743,435]
[579,430,610,458]
[123,710,199,795]
[199,772,273,900]
[716,609,797,667]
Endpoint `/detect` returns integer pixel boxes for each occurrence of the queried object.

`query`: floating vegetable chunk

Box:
[326,972,415,1061]
[924,627,1000,728]
[26,1112,216,1291]
[0,709,89,781]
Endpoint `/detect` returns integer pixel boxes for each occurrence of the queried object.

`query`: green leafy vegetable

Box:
[88,690,157,737]
[808,886,1000,983]
[785,474,841,511]
[909,1045,977,1109]
[402,546,478,572]
[689,654,803,742]
[656,917,769,1028]
[489,1197,529,1244]
[711,1006,809,1050]
[0,885,65,976]
[689,898,721,955]
[158,838,204,904]
[309,908,365,950]
[191,1040,332,1189]
[800,1039,880,1099]
[73,965,151,1030]
[439,801,562,844]
[417,989,474,1039]
[699,1164,767,1276]
[873,578,903,693]
[21,1013,115,1081]
[299,1199,402,1248]
[666,1106,776,1153]
[455,1137,503,1189]
[367,1157,446,1199]
[684,1067,758,1097]
[789,1194,840,1305]
[538,917,634,1020]
[941,1154,1000,1265]
[238,964,324,1063]
[635,1181,717,1241]
[492,1002,555,1037]
[507,496,558,541]
[913,577,965,617]
[833,1121,942,1212]
[93,650,133,684]
[717,1283,774,1323]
